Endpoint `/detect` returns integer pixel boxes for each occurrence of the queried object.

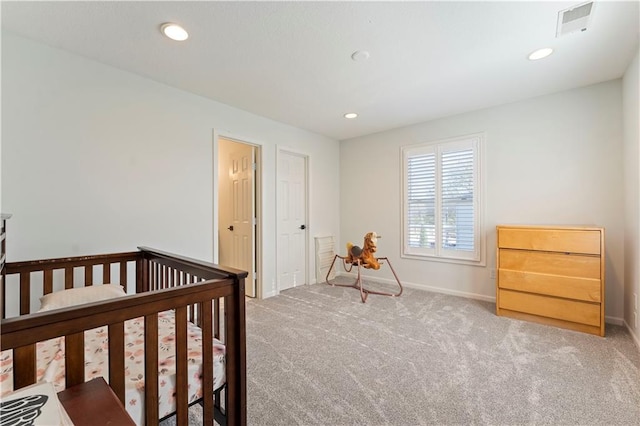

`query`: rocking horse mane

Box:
[362,232,378,254]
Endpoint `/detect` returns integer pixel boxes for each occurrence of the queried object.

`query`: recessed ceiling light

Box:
[344,113,358,119]
[528,47,554,61]
[161,23,189,41]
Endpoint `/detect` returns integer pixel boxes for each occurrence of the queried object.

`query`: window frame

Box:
[401,133,485,265]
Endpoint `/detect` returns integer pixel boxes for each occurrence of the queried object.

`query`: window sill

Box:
[401,253,486,267]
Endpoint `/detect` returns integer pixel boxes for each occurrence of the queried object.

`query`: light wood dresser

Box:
[496,225,605,336]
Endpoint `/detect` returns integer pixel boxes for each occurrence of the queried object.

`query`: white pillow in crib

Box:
[38,284,126,312]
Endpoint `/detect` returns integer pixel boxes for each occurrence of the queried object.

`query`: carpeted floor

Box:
[165,278,640,425]
[244,278,640,425]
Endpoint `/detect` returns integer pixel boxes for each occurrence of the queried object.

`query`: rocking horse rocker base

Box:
[325,255,403,303]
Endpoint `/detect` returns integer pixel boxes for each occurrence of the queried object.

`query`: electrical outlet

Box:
[634,293,638,311]
[489,269,496,279]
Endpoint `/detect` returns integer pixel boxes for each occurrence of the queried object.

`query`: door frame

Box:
[276,147,310,294]
[213,130,263,299]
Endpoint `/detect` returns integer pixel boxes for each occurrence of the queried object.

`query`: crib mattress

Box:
[0,310,226,425]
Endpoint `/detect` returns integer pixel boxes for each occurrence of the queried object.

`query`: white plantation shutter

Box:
[407,151,436,253]
[441,147,474,252]
[402,135,482,262]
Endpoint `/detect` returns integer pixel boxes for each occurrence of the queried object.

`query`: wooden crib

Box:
[0,246,247,425]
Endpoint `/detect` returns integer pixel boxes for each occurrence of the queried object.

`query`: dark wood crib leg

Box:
[197,385,226,426]
[213,386,227,426]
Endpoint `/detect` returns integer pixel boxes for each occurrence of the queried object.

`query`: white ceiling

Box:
[2,1,638,141]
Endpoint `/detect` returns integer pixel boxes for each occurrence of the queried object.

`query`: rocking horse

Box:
[325,232,403,303]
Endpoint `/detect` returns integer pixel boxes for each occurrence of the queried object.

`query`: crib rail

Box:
[2,251,140,318]
[0,247,247,426]
[139,246,246,341]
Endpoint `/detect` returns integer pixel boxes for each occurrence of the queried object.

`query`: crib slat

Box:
[120,261,127,289]
[103,262,111,284]
[108,321,125,404]
[136,257,146,293]
[156,264,160,289]
[152,262,157,290]
[202,301,214,425]
[1,277,5,319]
[197,302,203,328]
[13,345,36,389]
[65,267,73,289]
[214,298,221,340]
[84,266,93,286]
[43,270,53,295]
[175,306,188,425]
[65,332,84,388]
[19,273,30,315]
[154,262,159,290]
[149,262,154,291]
[163,265,168,289]
[147,262,158,291]
[147,261,153,291]
[189,274,196,322]
[144,313,159,425]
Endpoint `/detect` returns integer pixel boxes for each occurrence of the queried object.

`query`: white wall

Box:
[1,33,340,300]
[341,80,625,322]
[623,48,640,346]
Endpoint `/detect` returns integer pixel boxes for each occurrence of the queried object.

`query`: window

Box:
[401,134,483,263]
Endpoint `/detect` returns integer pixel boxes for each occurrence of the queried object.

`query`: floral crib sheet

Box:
[0,310,226,425]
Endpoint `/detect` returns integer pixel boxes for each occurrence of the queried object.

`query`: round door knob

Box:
[299,225,306,230]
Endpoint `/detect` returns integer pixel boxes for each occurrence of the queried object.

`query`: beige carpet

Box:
[166,277,640,425]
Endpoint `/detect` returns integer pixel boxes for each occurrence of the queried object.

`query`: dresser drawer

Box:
[497,227,601,254]
[498,289,600,326]
[498,269,601,302]
[498,249,600,279]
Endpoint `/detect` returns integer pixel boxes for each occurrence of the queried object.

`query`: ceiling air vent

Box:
[556,1,594,37]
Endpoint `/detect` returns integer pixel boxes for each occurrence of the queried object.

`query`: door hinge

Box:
[253,217,257,225]
[252,163,257,171]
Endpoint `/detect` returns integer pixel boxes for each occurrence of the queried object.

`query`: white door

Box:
[277,150,307,292]
[219,139,256,297]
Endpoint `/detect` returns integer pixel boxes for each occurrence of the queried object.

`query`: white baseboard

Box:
[337,272,495,303]
[624,321,640,351]
[262,289,277,299]
[336,272,628,327]
[605,315,625,326]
